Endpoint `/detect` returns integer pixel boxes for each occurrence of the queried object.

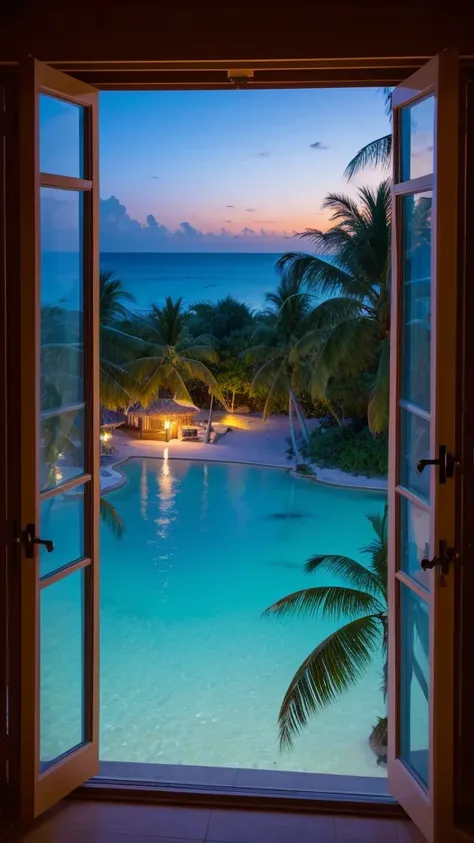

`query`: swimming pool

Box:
[42,458,388,778]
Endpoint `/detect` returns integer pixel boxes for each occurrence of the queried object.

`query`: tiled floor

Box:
[18,799,426,843]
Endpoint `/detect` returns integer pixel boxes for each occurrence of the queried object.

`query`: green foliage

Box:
[264,507,388,748]
[277,180,391,434]
[295,463,315,476]
[99,270,145,409]
[216,352,252,409]
[126,296,228,408]
[189,296,254,339]
[100,497,125,538]
[306,425,388,477]
[344,88,392,181]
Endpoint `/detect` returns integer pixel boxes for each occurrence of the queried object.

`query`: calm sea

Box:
[41,252,331,313]
[100,252,282,310]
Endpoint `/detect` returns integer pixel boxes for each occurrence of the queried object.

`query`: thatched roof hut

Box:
[126,398,200,441]
[101,409,127,429]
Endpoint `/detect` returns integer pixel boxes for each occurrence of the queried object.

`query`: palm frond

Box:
[249,358,282,395]
[261,360,289,419]
[100,361,139,409]
[368,335,390,434]
[278,616,382,747]
[264,586,384,622]
[183,345,219,364]
[304,554,382,597]
[137,362,194,406]
[178,357,228,407]
[277,252,351,298]
[245,344,283,365]
[100,497,125,538]
[344,134,392,181]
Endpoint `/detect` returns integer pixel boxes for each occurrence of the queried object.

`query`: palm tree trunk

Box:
[231,390,235,413]
[205,393,214,443]
[288,394,302,463]
[290,389,310,446]
[327,401,342,427]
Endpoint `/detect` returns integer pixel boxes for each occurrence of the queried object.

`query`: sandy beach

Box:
[101,412,387,494]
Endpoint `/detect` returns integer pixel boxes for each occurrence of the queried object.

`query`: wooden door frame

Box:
[0,68,21,837]
[454,68,474,837]
[1,54,473,832]
[17,60,100,820]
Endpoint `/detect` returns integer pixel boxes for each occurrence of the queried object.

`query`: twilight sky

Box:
[41,88,391,253]
[98,88,390,252]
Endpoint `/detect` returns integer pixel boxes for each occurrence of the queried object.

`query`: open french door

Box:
[18,60,100,820]
[388,50,460,843]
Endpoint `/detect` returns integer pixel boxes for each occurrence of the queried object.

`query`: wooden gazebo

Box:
[126,398,200,441]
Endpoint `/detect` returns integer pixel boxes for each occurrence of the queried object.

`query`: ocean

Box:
[100,252,283,311]
[41,252,284,312]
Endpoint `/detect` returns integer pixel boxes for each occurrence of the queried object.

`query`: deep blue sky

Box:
[41,87,391,252]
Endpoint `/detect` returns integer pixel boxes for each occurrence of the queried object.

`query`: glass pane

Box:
[399,408,430,502]
[40,406,85,492]
[400,584,429,788]
[40,486,85,578]
[400,192,432,411]
[40,568,85,768]
[41,188,84,411]
[401,96,435,181]
[399,496,431,590]
[40,94,84,178]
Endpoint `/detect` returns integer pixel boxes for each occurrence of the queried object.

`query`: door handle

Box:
[421,539,458,576]
[417,444,457,483]
[20,523,54,558]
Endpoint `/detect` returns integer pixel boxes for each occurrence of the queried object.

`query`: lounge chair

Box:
[181,427,199,441]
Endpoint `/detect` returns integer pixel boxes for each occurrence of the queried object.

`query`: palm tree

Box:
[41,380,125,537]
[128,296,227,408]
[100,270,143,409]
[277,180,391,434]
[245,275,314,458]
[344,88,392,181]
[264,506,388,750]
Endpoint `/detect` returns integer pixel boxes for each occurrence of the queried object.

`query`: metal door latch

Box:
[421,539,459,575]
[19,523,54,558]
[417,444,457,484]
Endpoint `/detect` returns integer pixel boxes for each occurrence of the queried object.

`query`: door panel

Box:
[388,50,459,843]
[19,59,100,820]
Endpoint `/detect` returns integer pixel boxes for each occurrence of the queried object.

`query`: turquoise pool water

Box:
[99,458,387,776]
[41,458,387,777]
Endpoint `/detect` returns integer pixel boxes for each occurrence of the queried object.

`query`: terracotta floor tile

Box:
[335,816,398,843]
[206,809,335,843]
[395,820,427,843]
[20,803,210,841]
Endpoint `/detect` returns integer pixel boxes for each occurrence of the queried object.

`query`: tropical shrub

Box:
[305,425,388,478]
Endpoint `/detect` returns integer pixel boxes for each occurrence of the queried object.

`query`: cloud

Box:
[226,205,235,208]
[43,193,302,253]
[223,219,232,223]
[151,175,160,179]
[246,208,256,212]
[309,141,328,150]
[256,151,270,157]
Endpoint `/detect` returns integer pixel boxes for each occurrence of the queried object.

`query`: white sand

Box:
[101,413,387,493]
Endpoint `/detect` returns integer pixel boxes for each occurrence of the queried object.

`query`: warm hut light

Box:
[100,431,112,442]
[55,467,63,482]
[164,420,170,430]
